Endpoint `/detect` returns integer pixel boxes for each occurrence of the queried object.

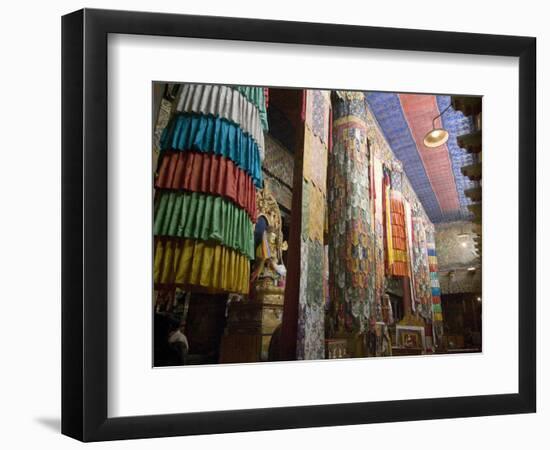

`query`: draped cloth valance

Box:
[160,113,263,187]
[231,85,269,131]
[176,84,265,158]
[156,151,257,221]
[387,191,409,277]
[154,238,250,295]
[154,191,255,260]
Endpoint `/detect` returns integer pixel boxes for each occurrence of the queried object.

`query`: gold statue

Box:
[220,187,288,363]
[252,188,288,300]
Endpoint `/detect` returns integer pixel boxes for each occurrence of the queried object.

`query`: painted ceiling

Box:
[366,93,476,223]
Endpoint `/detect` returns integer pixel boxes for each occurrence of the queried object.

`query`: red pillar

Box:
[402,276,412,316]
[279,93,306,361]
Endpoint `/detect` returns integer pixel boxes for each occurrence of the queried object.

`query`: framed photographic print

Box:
[61,8,536,442]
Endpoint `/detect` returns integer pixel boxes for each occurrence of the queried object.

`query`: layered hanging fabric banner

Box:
[428,244,442,320]
[387,189,409,277]
[175,84,266,158]
[230,85,269,131]
[160,113,263,187]
[383,169,394,273]
[154,83,268,295]
[154,191,255,260]
[154,238,250,294]
[426,226,443,334]
[156,151,258,221]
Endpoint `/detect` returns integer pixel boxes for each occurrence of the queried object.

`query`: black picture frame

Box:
[62,8,536,442]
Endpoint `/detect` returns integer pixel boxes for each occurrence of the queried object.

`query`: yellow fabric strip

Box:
[385,182,394,269]
[391,249,408,262]
[154,238,250,295]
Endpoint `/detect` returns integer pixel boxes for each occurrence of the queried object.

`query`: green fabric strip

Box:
[154,191,255,259]
[232,86,269,131]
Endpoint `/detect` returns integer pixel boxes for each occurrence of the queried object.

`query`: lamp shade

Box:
[423,128,449,148]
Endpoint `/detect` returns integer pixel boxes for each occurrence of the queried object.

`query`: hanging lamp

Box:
[423,102,453,148]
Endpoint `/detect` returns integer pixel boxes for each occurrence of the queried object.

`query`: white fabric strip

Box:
[176,84,265,160]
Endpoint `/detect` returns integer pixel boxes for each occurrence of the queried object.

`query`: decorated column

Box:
[411,205,434,321]
[295,90,331,360]
[328,91,375,334]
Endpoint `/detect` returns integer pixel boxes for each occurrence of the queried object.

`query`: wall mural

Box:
[435,221,481,294]
[435,221,478,269]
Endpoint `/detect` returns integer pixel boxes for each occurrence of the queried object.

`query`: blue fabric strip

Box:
[160,113,263,188]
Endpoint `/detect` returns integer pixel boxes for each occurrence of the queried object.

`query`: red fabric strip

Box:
[156,151,257,221]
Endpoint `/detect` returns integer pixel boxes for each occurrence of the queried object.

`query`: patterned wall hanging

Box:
[411,214,433,319]
[373,155,386,313]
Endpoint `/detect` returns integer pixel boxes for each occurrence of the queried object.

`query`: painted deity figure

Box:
[250,188,288,299]
[252,223,287,289]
